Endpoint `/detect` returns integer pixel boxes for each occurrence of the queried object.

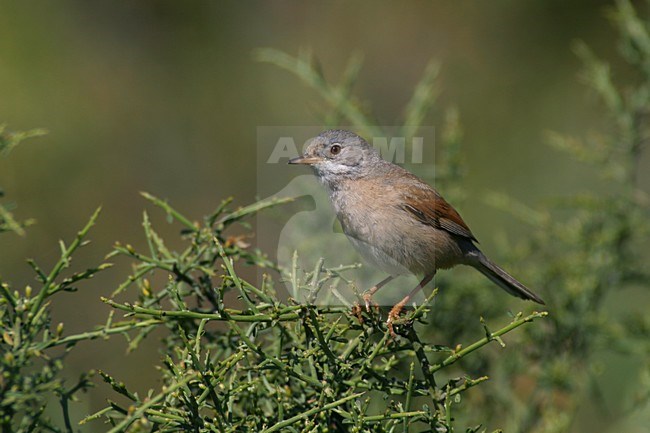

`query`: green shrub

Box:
[1,1,649,432]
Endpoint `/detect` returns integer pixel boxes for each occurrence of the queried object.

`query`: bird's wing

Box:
[400,184,478,242]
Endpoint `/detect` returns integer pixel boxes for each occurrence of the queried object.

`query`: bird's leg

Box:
[362,275,394,312]
[387,272,435,337]
[352,275,394,323]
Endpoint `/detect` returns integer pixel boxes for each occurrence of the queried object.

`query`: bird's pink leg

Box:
[362,275,394,312]
[387,272,435,337]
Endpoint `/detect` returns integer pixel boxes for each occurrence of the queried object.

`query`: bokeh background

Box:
[1,1,649,431]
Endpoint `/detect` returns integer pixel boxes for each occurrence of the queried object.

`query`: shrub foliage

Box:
[1,1,649,432]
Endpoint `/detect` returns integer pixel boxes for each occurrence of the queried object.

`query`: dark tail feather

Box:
[471,253,545,305]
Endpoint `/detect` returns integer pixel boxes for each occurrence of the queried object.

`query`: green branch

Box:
[431,311,548,373]
[261,392,364,433]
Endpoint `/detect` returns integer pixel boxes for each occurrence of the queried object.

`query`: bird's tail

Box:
[470,252,545,305]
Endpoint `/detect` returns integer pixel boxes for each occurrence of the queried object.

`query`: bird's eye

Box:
[330,144,342,155]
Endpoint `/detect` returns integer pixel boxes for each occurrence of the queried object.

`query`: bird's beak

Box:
[288,155,322,165]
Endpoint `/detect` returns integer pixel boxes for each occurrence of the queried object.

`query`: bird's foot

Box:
[362,291,379,313]
[386,301,407,338]
[351,302,364,324]
[351,290,380,324]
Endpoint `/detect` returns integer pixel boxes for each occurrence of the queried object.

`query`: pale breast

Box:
[329,177,464,276]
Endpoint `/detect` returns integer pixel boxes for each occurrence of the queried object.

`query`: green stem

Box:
[43,319,162,349]
[103,297,300,322]
[140,191,197,231]
[29,207,101,316]
[105,375,195,433]
[261,392,364,433]
[103,298,348,323]
[430,311,548,373]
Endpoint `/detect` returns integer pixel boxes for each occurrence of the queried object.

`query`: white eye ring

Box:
[330,144,342,155]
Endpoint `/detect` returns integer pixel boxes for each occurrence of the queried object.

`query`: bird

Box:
[289,129,544,336]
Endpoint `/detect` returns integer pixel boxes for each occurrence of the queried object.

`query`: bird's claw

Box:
[362,292,379,313]
[351,302,364,324]
[386,302,406,339]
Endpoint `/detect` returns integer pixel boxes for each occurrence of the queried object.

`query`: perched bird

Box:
[289,129,544,335]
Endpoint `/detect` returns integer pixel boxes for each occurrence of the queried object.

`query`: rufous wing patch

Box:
[401,187,477,242]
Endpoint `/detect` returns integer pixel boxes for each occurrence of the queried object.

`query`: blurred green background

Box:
[1,0,649,430]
